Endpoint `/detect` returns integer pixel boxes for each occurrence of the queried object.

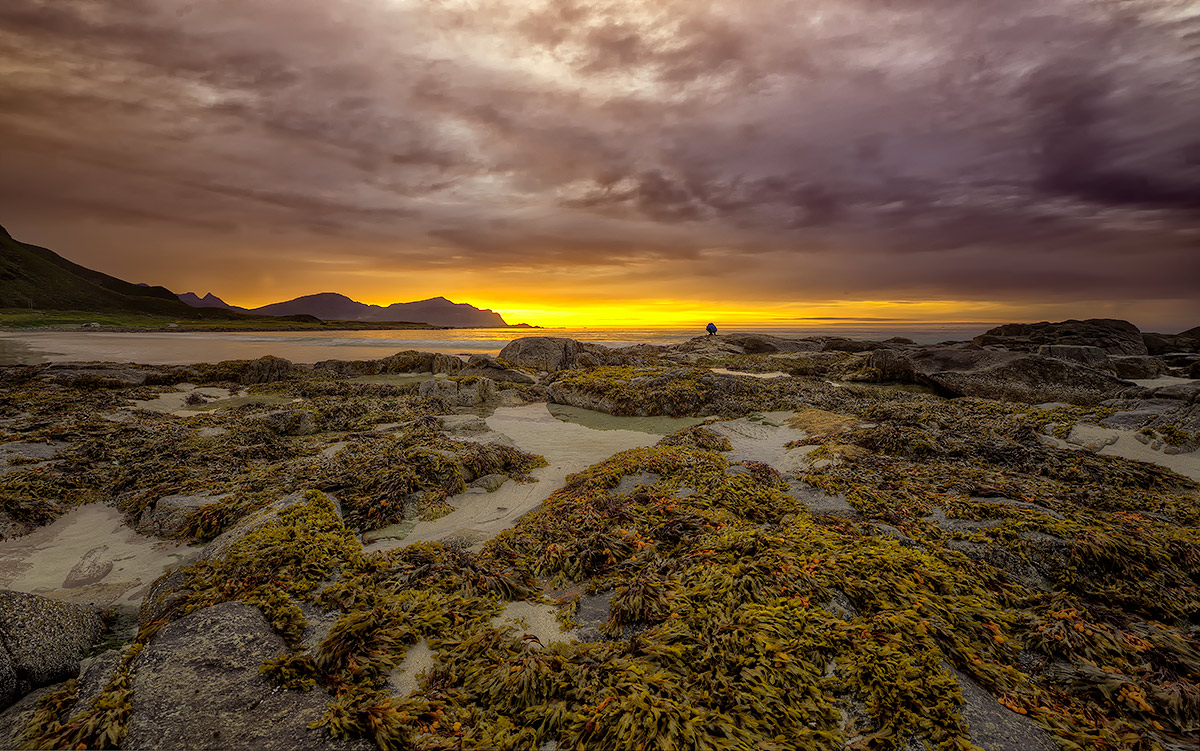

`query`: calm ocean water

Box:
[0,324,993,366]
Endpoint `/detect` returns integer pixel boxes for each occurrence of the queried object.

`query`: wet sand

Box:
[0,503,198,610]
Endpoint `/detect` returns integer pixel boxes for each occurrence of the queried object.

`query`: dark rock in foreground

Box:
[0,590,104,710]
[123,602,368,751]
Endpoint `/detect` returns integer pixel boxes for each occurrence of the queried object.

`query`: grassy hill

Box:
[0,223,242,319]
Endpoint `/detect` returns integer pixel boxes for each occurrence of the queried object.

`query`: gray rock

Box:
[0,590,104,704]
[1150,381,1200,404]
[974,319,1148,356]
[138,492,231,538]
[866,349,917,382]
[254,409,320,436]
[240,356,296,385]
[62,545,115,588]
[418,376,500,406]
[0,440,69,464]
[909,350,1137,405]
[0,684,58,747]
[1106,355,1167,379]
[948,665,1058,751]
[499,337,587,371]
[36,364,168,388]
[1142,327,1200,355]
[613,472,661,494]
[1037,344,1108,366]
[470,473,510,492]
[344,350,463,375]
[137,568,192,629]
[457,366,536,385]
[123,602,370,751]
[0,644,14,710]
[1099,399,1181,430]
[786,481,858,518]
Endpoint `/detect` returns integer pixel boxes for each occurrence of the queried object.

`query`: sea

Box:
[0,324,994,366]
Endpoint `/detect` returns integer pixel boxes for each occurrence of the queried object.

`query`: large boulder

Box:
[974,319,1147,355]
[0,590,104,709]
[122,602,369,751]
[906,349,1139,405]
[498,337,587,371]
[1142,326,1200,355]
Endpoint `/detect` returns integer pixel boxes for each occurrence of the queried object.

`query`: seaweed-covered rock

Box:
[122,602,369,751]
[138,492,231,538]
[418,376,500,406]
[974,319,1148,355]
[200,491,335,563]
[457,365,536,385]
[866,348,917,382]
[254,409,321,436]
[498,337,587,371]
[0,591,104,707]
[241,356,297,384]
[35,364,168,388]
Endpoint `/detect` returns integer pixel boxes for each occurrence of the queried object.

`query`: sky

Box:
[1,0,1198,329]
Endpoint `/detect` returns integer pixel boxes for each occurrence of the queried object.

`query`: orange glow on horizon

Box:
[221,290,1065,329]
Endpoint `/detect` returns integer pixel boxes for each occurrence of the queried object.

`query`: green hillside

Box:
[0,224,240,319]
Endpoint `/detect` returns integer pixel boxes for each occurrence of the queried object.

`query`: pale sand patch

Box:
[1067,424,1200,483]
[365,403,658,553]
[130,384,233,414]
[547,403,704,435]
[389,640,435,698]
[0,503,199,609]
[491,600,574,645]
[709,368,790,379]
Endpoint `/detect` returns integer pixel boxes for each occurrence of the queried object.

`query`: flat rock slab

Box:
[123,601,370,751]
[948,665,1058,751]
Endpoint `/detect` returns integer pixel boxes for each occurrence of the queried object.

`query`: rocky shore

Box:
[1,319,1198,750]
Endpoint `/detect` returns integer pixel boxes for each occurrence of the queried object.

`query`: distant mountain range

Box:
[178,291,510,328]
[0,223,521,327]
[0,224,239,319]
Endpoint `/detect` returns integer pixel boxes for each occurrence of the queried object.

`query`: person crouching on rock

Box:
[706,322,718,336]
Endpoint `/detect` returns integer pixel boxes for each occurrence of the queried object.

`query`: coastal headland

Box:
[1,319,1198,750]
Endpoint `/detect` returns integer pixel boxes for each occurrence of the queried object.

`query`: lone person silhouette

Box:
[706,322,718,336]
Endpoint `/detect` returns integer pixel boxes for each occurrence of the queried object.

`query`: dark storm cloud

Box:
[0,0,1197,312]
